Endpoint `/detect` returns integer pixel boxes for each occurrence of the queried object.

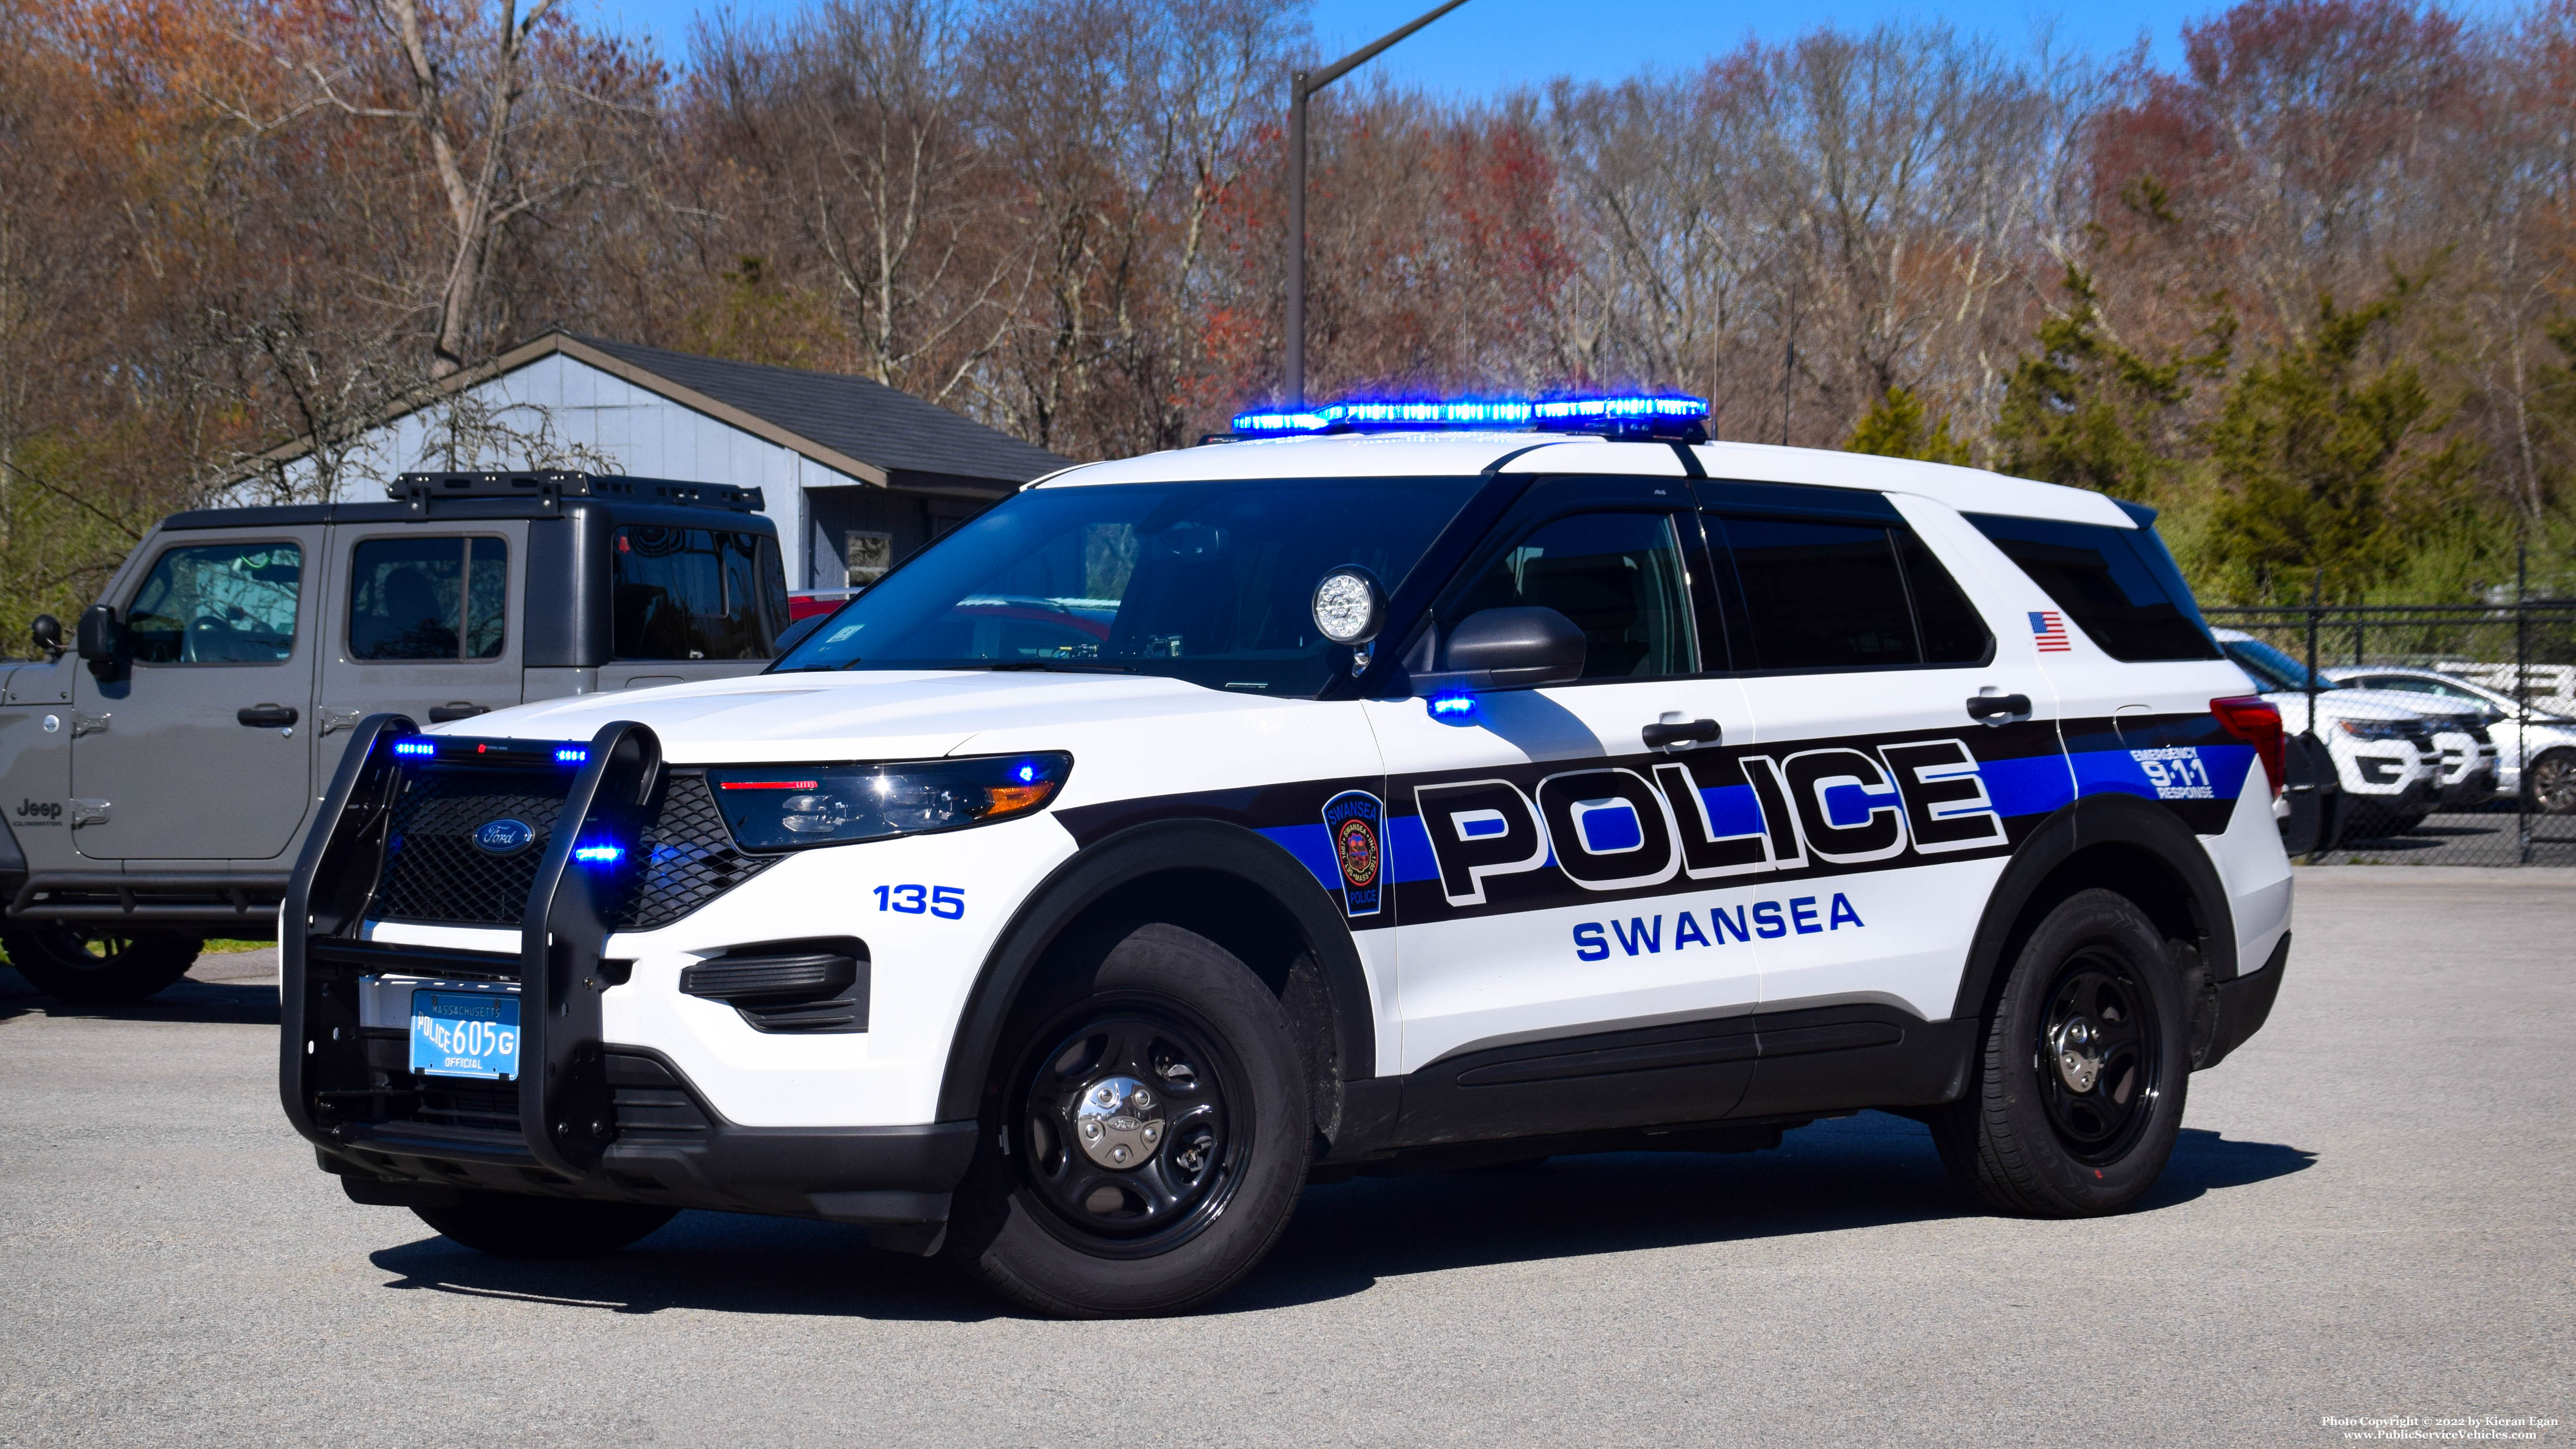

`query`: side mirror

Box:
[75,604,122,675]
[1410,607,1587,696]
[29,614,62,661]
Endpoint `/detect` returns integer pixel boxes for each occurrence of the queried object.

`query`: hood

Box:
[429,669,1293,764]
[2258,688,2422,722]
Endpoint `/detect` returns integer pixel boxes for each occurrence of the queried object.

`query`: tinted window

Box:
[613,527,785,661]
[347,537,506,661]
[776,476,1480,696]
[1453,512,1697,679]
[1714,515,1989,670]
[125,542,301,664]
[1965,514,2220,662]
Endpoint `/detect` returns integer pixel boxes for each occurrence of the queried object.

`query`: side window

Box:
[1452,511,1696,679]
[347,537,508,661]
[125,542,302,664]
[612,526,780,661]
[1964,513,2222,662]
[1708,515,1992,670]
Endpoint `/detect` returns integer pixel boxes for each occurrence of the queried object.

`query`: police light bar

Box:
[1229,393,1708,441]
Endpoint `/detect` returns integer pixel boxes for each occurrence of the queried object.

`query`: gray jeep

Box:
[0,471,790,1003]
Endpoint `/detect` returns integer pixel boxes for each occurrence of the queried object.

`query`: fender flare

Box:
[934,819,1378,1123]
[1950,793,2241,1023]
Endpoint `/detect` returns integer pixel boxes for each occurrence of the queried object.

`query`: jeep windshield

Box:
[773,475,1483,695]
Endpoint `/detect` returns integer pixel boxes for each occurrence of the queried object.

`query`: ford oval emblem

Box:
[474,818,535,856]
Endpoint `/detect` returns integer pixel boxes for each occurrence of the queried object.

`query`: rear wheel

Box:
[946,922,1309,1318]
[1933,890,2190,1217]
[0,926,201,1004]
[411,1192,676,1259]
[2529,750,2576,815]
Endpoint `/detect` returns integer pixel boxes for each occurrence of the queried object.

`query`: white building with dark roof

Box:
[249,331,1070,590]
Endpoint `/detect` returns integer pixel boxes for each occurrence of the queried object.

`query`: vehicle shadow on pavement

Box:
[0,967,281,1026]
[358,1113,2313,1321]
[368,1214,1005,1324]
[1221,1113,2318,1315]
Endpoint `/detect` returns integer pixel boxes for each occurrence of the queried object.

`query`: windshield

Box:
[2221,636,2341,694]
[774,476,1484,695]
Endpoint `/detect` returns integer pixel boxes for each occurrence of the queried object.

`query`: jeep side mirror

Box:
[1409,607,1587,696]
[30,614,62,661]
[75,604,122,674]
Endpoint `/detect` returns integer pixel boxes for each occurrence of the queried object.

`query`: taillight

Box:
[2211,696,2286,799]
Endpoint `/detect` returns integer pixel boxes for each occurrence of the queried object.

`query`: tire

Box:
[411,1191,676,1259]
[2529,750,2576,815]
[946,921,1310,1319]
[1932,889,2190,1217]
[0,926,201,1004]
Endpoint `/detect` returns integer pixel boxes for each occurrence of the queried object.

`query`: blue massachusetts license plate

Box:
[409,989,521,1080]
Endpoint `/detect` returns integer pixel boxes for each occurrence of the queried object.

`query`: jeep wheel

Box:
[2529,750,2576,815]
[411,1192,676,1259]
[1933,889,2190,1217]
[947,922,1309,1318]
[0,926,201,1004]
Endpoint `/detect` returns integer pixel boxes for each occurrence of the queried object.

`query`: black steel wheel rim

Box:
[2034,947,2162,1166]
[36,927,140,970]
[1012,995,1245,1259]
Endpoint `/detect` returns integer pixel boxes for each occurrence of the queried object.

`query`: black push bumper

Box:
[280,716,972,1230]
[2199,930,2289,1071]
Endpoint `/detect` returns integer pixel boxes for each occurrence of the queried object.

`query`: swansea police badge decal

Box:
[1320,789,1383,918]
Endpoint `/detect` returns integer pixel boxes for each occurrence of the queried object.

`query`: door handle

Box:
[236,704,299,728]
[1965,694,2032,725]
[428,702,489,723]
[1642,718,1722,749]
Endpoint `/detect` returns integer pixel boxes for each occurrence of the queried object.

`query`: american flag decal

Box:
[2030,611,2071,652]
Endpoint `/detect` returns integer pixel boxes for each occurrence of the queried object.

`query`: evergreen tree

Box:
[1844,387,1972,465]
[1993,264,2232,501]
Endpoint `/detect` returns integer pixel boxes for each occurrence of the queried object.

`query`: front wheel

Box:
[411,1192,676,1259]
[0,926,201,1004]
[1932,890,2190,1217]
[946,922,1310,1318]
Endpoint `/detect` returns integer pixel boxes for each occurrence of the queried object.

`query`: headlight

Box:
[2338,719,2415,742]
[707,753,1072,852]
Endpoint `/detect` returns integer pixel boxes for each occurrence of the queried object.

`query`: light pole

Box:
[1284,0,1473,408]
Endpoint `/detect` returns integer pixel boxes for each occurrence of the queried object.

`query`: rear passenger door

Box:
[1694,483,2063,1022]
[318,524,529,740]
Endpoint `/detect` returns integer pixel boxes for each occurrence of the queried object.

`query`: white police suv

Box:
[282,396,2293,1318]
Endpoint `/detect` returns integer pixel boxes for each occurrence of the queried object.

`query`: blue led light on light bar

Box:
[555,746,588,765]
[392,739,436,757]
[1231,393,1706,438]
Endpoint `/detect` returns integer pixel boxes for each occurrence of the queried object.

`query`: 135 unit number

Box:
[874,884,964,919]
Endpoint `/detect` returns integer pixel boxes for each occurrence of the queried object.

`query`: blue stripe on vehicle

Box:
[1981,753,2079,818]
[1388,812,1440,883]
[1257,824,1342,892]
[2067,743,2255,801]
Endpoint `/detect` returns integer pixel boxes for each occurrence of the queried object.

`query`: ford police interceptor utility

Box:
[280,395,2293,1318]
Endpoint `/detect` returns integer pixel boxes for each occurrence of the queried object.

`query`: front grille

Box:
[373,769,571,926]
[371,765,774,931]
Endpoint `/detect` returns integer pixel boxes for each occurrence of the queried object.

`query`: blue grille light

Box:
[392,739,436,757]
[1231,393,1706,436]
[572,842,625,864]
[555,746,588,765]
[1015,761,1039,785]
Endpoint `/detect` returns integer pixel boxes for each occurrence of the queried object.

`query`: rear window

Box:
[1706,514,1992,670]
[1965,513,2220,662]
[611,527,790,661]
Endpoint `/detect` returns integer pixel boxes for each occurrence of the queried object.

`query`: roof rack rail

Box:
[388,470,766,515]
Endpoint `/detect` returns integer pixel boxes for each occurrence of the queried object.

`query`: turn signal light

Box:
[2210,696,2286,799]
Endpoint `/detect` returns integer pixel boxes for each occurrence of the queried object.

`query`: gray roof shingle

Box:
[573,334,1069,486]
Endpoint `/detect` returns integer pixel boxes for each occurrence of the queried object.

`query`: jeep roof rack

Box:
[389,470,766,514]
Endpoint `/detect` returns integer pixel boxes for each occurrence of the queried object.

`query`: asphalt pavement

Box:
[2,869,2570,1448]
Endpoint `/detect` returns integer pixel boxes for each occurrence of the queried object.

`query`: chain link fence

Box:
[2202,599,2576,867]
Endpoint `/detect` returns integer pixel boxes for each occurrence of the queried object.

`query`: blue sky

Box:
[586,0,2522,90]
